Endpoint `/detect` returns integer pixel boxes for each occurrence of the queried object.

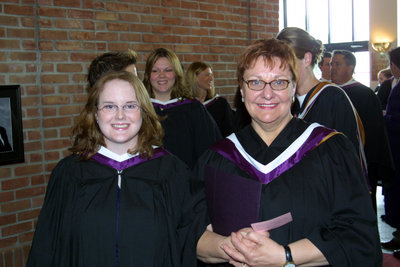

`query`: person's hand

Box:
[197,227,243,264]
[224,228,256,267]
[222,228,285,267]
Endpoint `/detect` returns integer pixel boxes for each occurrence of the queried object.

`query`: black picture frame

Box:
[0,85,24,165]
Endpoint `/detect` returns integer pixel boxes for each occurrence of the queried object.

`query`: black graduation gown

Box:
[296,83,360,153]
[377,77,394,110]
[196,118,381,267]
[204,96,234,137]
[341,81,395,191]
[384,82,400,228]
[232,101,251,132]
[152,98,222,168]
[27,148,206,267]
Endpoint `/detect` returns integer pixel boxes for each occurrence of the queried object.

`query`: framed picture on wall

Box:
[0,85,24,165]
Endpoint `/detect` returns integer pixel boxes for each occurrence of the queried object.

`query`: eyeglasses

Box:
[97,104,141,114]
[243,79,291,91]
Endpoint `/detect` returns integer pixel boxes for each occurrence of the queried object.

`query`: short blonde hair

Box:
[378,68,392,80]
[237,38,298,86]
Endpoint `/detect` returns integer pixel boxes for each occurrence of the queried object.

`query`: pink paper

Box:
[251,212,293,232]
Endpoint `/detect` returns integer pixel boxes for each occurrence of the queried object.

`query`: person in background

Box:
[374,67,392,93]
[142,48,221,168]
[0,126,12,152]
[381,47,400,254]
[318,51,332,81]
[330,49,394,213]
[232,86,251,132]
[185,61,234,137]
[27,71,205,266]
[378,66,399,112]
[196,38,381,267]
[276,27,364,164]
[87,50,138,90]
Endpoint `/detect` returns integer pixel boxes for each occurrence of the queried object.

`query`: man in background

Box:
[330,49,394,214]
[381,47,400,254]
[86,49,138,91]
[318,51,332,81]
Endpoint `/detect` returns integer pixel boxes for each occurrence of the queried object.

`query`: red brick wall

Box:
[0,0,279,265]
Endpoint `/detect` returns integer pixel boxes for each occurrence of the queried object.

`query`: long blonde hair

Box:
[276,27,324,67]
[185,61,215,99]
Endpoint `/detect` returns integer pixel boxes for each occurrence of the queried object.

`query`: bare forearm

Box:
[290,239,328,266]
[196,230,230,264]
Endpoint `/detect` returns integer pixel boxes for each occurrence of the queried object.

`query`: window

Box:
[279,0,370,86]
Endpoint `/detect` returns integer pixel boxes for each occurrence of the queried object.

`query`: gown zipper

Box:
[115,170,122,267]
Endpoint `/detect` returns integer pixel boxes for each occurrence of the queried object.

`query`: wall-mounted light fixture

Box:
[372,42,391,53]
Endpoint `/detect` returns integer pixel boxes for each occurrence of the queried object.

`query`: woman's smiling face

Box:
[197,67,214,92]
[241,56,295,131]
[96,78,143,155]
[150,57,176,101]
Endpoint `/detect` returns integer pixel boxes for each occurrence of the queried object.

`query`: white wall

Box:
[369,0,397,88]
[370,0,397,46]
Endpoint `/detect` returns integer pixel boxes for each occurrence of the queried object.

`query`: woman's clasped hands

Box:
[221,228,286,267]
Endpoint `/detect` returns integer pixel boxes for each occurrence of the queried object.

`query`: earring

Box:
[242,97,245,102]
[292,95,295,103]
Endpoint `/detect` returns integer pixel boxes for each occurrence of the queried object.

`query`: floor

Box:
[377,185,397,253]
[376,186,400,267]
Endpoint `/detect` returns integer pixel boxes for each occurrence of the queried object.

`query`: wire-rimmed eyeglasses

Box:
[243,79,291,91]
[97,104,141,114]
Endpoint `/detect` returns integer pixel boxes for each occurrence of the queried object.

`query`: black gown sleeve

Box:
[26,156,76,267]
[307,134,382,266]
[302,86,360,153]
[207,97,234,137]
[156,101,221,169]
[377,79,392,110]
[175,165,208,266]
[190,101,222,162]
[344,86,395,188]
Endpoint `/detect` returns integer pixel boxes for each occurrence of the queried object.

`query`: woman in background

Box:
[185,61,234,137]
[276,27,362,153]
[377,67,396,111]
[27,71,205,266]
[374,67,392,94]
[143,48,221,168]
[277,27,395,216]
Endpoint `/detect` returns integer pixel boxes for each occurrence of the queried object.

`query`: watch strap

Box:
[282,245,296,266]
[284,245,293,262]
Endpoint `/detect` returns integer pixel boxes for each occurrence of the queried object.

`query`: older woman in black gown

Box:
[196,39,381,267]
